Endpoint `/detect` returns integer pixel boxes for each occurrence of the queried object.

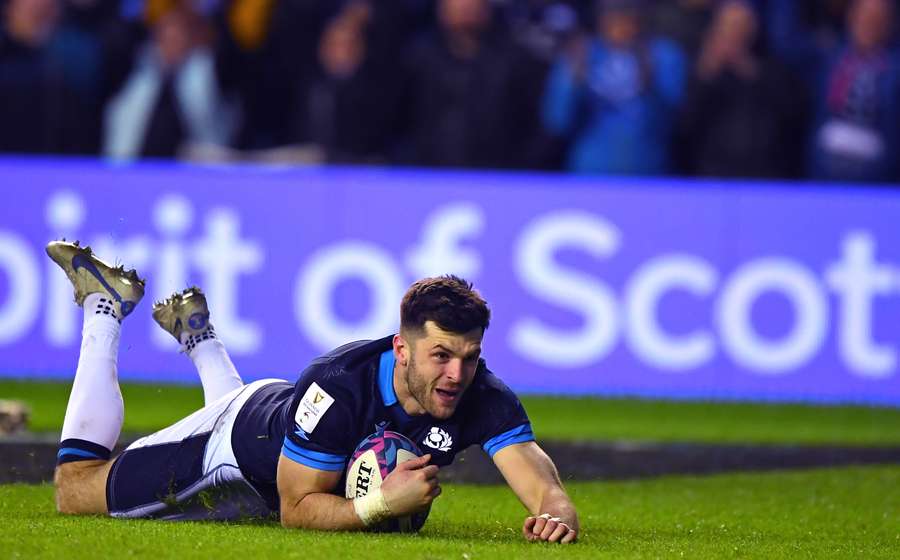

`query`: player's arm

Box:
[276,452,439,530]
[277,454,362,530]
[492,441,579,544]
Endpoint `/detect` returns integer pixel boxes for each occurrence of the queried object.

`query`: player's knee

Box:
[54,464,85,514]
[54,461,108,515]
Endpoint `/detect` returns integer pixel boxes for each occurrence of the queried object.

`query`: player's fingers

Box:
[398,454,431,471]
[547,522,570,543]
[422,478,438,495]
[420,464,440,479]
[539,519,560,540]
[427,484,442,499]
[522,516,538,538]
[560,529,578,544]
[531,516,548,536]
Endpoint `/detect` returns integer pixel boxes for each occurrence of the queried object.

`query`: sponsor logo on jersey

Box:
[295,382,335,433]
[423,427,453,452]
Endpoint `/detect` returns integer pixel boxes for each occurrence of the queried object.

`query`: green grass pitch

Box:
[2,379,900,558]
[2,467,899,559]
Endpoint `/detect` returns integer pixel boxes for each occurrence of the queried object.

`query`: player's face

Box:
[402,321,483,420]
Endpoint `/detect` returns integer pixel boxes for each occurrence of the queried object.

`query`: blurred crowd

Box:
[1,0,899,183]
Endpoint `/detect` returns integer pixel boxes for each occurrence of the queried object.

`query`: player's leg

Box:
[106,377,281,521]
[152,287,243,405]
[47,240,145,515]
[102,286,265,521]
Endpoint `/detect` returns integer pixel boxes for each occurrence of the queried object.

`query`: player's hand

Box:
[523,513,577,543]
[381,454,441,516]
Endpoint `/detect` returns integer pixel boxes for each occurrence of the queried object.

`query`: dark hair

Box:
[400,275,490,335]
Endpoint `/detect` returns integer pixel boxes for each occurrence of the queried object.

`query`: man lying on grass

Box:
[48,240,578,543]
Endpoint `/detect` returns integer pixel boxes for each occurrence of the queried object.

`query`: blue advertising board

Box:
[1,158,898,405]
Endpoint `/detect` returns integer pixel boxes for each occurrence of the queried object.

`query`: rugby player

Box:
[48,240,579,543]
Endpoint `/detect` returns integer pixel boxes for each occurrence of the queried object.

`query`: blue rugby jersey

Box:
[231,335,534,510]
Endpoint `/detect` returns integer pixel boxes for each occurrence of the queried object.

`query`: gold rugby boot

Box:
[152,286,212,343]
[46,240,145,319]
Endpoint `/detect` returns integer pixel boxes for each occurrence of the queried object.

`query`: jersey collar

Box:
[378,349,398,406]
[379,348,424,427]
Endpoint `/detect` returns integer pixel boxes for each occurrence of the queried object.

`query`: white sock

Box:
[183,326,244,405]
[60,293,125,451]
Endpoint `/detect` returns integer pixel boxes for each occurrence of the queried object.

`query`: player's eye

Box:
[433,352,450,361]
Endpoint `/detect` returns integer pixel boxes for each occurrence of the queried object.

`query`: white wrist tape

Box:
[353,488,391,526]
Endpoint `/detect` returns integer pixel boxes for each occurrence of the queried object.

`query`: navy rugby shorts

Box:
[105,378,284,521]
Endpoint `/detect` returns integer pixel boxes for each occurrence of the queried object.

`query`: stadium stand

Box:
[0,0,897,183]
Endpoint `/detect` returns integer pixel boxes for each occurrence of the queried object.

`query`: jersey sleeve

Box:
[474,369,535,458]
[281,363,356,472]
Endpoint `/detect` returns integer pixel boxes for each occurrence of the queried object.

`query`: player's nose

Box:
[443,359,463,384]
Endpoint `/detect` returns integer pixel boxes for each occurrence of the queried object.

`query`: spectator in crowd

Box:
[216,0,332,151]
[0,0,106,153]
[303,2,398,163]
[502,0,581,63]
[648,0,715,56]
[676,0,806,178]
[0,0,897,185]
[103,0,238,159]
[494,0,576,168]
[770,0,900,183]
[361,0,433,64]
[62,0,137,94]
[542,0,687,175]
[400,0,546,169]
[764,0,851,54]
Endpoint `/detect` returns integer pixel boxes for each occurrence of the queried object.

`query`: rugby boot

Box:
[152,286,211,343]
[46,240,145,319]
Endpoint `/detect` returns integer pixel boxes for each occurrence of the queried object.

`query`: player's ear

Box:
[393,333,410,366]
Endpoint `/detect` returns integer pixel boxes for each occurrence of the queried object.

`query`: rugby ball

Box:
[345,430,430,532]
